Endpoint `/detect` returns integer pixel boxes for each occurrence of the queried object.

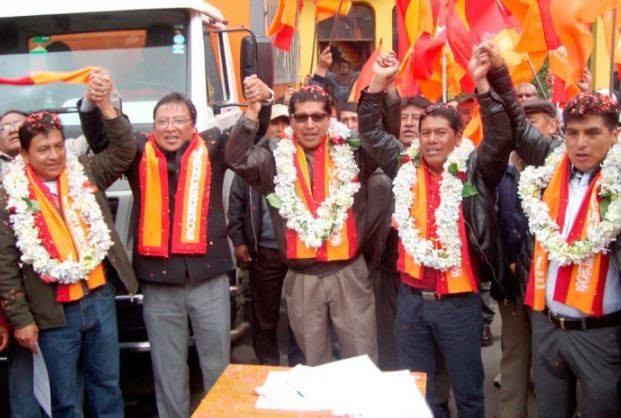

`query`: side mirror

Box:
[240,35,274,96]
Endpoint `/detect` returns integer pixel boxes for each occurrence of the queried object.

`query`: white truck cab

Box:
[0,0,273,353]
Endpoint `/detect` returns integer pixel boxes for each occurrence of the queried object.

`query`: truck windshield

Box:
[0,10,188,127]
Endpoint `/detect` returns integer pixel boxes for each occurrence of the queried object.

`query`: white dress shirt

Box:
[546,169,621,318]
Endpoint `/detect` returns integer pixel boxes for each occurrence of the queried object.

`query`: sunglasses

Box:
[292,112,328,123]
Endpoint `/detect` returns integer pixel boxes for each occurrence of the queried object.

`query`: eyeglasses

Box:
[0,121,22,133]
[154,117,190,129]
[292,112,328,123]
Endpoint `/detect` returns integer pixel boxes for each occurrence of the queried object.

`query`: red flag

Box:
[349,40,383,102]
[267,0,304,51]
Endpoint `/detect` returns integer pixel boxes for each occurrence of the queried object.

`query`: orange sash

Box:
[285,138,357,261]
[26,166,105,303]
[396,164,478,295]
[138,131,211,257]
[526,155,608,316]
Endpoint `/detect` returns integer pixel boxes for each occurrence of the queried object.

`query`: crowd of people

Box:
[0,38,619,418]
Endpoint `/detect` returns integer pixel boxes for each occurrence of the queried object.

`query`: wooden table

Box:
[192,364,427,418]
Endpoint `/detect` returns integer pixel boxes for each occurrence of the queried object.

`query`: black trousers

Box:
[249,246,303,366]
[531,311,621,418]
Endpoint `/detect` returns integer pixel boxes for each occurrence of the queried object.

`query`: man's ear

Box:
[456,129,464,143]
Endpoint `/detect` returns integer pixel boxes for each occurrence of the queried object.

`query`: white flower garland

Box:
[273,119,360,249]
[518,144,621,266]
[393,139,475,270]
[3,154,113,284]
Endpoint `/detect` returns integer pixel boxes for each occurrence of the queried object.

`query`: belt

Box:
[407,286,465,301]
[543,308,621,331]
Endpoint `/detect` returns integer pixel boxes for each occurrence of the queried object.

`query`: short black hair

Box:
[338,102,358,118]
[0,109,27,122]
[19,112,65,151]
[401,95,432,110]
[563,92,620,132]
[153,92,197,125]
[419,103,463,133]
[288,85,333,116]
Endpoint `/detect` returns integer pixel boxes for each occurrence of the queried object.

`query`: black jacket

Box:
[227,174,266,254]
[358,88,514,301]
[79,105,270,285]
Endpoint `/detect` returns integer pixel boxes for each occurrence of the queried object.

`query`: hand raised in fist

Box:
[368,51,400,93]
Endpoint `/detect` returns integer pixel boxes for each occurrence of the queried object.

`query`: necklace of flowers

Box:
[2,153,113,284]
[267,118,361,249]
[393,138,476,270]
[518,143,621,266]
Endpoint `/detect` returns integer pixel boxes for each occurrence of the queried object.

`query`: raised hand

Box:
[368,51,400,93]
[243,75,266,118]
[578,67,592,92]
[468,45,491,93]
[479,40,503,69]
[317,47,333,76]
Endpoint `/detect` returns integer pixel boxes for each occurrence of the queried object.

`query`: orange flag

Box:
[349,40,383,102]
[550,0,615,87]
[0,67,94,85]
[314,0,352,21]
[267,0,303,51]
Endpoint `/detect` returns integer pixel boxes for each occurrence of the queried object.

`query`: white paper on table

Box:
[32,344,52,417]
[255,368,325,411]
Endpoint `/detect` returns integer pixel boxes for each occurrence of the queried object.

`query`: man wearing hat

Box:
[228,103,302,366]
[523,98,560,139]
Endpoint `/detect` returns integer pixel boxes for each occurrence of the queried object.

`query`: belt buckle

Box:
[558,316,566,331]
[421,291,437,301]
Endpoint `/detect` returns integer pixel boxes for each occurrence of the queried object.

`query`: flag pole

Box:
[527,59,549,100]
[442,47,447,102]
[327,0,345,50]
[609,6,618,95]
[309,9,319,78]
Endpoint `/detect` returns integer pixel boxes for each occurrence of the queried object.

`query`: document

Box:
[254,355,433,417]
[33,345,52,417]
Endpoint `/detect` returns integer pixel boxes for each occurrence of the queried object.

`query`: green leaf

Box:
[462,181,478,198]
[22,197,40,213]
[346,138,361,150]
[448,162,458,176]
[265,193,282,209]
[413,153,421,166]
[600,196,611,219]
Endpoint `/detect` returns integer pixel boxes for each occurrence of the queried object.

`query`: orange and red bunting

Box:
[27,165,105,303]
[285,138,357,261]
[526,155,609,316]
[0,67,94,86]
[267,0,304,51]
[396,164,478,295]
[138,132,211,257]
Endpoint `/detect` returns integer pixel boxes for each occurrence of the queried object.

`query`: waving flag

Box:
[0,67,94,86]
[268,0,304,51]
[314,0,352,21]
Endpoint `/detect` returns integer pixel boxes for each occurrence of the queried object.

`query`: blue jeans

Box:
[38,281,123,418]
[395,284,484,418]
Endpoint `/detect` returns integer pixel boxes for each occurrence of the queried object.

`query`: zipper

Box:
[249,187,258,253]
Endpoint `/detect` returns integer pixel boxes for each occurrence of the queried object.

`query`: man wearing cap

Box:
[228,104,302,366]
[523,98,560,139]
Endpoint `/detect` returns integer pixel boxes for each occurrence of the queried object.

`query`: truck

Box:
[0,0,274,413]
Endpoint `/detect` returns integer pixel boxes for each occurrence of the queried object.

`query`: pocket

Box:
[98,281,117,299]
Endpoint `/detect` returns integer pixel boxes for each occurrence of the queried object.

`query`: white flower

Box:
[271,121,359,249]
[518,144,621,265]
[393,139,475,270]
[3,154,112,284]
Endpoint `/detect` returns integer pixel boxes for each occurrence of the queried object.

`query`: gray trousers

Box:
[531,311,621,418]
[143,275,230,418]
[284,256,378,366]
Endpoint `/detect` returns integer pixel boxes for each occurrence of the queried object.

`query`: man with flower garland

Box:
[78,72,273,418]
[481,41,621,418]
[0,80,137,417]
[357,49,514,417]
[226,83,380,366]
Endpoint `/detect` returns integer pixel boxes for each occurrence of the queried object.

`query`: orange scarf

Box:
[138,132,211,257]
[26,166,105,303]
[285,138,357,261]
[396,164,478,295]
[526,155,608,316]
